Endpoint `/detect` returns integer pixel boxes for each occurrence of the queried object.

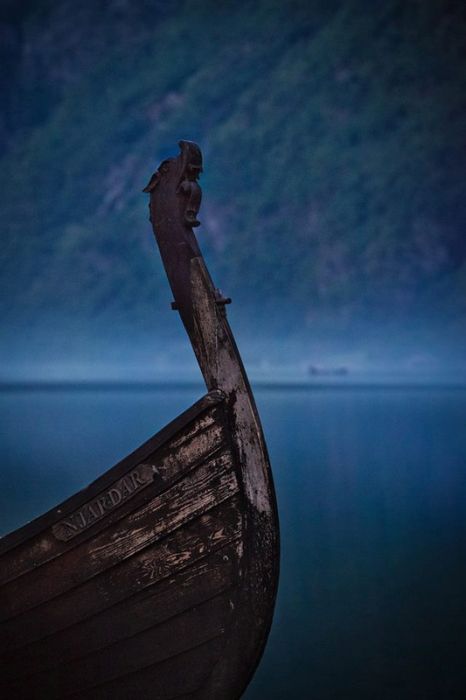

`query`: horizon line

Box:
[1,379,465,392]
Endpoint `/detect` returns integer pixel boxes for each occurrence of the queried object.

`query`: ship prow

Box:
[0,141,279,700]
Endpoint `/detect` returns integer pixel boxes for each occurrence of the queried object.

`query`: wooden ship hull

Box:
[0,141,279,699]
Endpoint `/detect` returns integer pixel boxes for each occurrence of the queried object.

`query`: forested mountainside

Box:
[1,0,465,350]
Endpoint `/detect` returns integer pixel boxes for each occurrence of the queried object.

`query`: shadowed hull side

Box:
[0,394,242,698]
[0,386,278,699]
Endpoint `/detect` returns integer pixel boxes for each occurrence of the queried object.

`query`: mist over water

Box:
[1,311,465,386]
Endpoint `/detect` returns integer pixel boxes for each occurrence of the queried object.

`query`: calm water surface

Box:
[1,385,465,698]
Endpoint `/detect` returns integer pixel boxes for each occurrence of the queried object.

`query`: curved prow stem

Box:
[144,144,280,699]
[144,141,233,391]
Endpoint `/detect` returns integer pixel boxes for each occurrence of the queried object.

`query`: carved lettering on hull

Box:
[52,465,156,542]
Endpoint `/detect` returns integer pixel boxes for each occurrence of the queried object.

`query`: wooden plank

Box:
[0,391,225,556]
[6,593,234,699]
[51,414,225,543]
[0,497,243,654]
[2,544,238,682]
[0,450,237,620]
[67,636,227,700]
[0,406,225,586]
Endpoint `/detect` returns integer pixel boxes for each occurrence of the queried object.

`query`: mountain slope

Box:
[1,0,465,345]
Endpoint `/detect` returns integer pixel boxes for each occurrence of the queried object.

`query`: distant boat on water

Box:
[308,364,349,377]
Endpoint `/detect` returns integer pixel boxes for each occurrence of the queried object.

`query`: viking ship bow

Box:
[0,142,279,699]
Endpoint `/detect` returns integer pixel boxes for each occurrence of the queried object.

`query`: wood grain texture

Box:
[0,397,225,585]
[6,593,234,699]
[2,544,238,681]
[1,446,236,620]
[0,497,243,654]
[0,392,225,555]
[67,636,228,700]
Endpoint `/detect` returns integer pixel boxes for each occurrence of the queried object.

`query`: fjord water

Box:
[1,384,465,698]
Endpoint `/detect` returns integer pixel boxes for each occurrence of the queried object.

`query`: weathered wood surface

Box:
[0,392,224,571]
[2,545,237,678]
[1,499,242,653]
[0,141,279,699]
